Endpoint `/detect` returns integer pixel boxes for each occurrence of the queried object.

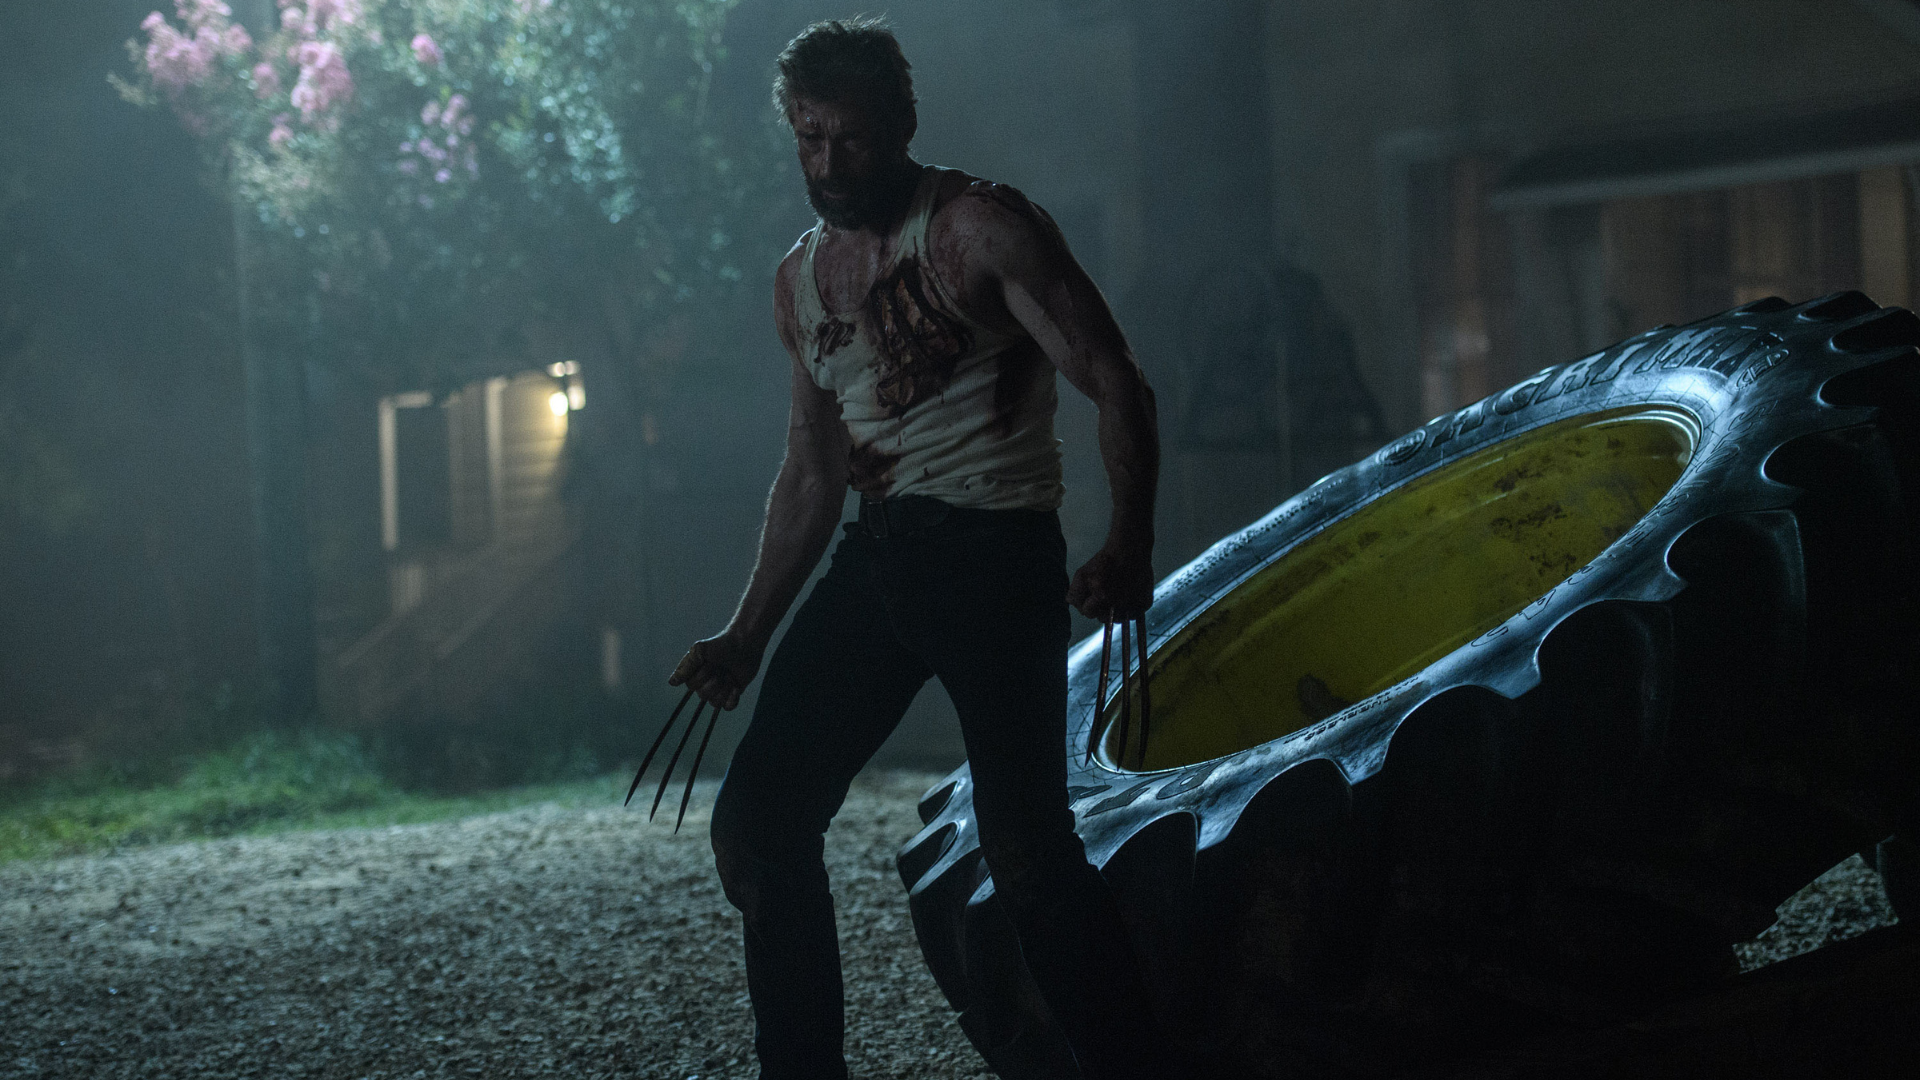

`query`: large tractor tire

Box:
[896,293,1920,1077]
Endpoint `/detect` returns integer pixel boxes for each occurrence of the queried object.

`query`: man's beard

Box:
[805,162,918,230]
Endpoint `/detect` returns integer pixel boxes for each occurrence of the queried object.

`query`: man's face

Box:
[789,95,909,230]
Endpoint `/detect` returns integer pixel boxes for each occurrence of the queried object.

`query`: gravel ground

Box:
[1733,852,1900,970]
[1,770,990,1080]
[2,769,1898,1080]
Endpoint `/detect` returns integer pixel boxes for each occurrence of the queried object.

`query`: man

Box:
[670,18,1172,1080]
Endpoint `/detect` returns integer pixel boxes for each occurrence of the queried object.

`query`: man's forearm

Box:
[726,454,844,652]
[1098,371,1159,547]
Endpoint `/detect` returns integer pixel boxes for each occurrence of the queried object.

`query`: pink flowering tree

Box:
[118,0,784,720]
[119,0,775,387]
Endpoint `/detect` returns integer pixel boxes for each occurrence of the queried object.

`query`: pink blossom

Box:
[307,0,361,31]
[274,1,365,43]
[443,94,472,135]
[289,40,352,122]
[402,92,480,184]
[252,61,281,99]
[410,33,442,68]
[175,0,231,30]
[269,116,295,149]
[189,26,234,64]
[143,13,215,92]
[220,23,253,57]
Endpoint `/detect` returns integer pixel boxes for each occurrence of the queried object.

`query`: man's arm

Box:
[936,182,1160,620]
[670,243,849,709]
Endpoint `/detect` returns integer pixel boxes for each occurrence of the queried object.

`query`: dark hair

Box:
[772,17,916,137]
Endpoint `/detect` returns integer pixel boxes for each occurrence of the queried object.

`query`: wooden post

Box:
[1860,165,1910,309]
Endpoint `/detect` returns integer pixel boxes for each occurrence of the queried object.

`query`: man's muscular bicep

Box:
[788,357,845,460]
[937,183,1137,395]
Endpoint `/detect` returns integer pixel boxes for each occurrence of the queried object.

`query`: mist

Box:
[5,0,1919,787]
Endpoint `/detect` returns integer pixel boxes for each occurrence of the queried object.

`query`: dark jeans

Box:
[709,506,1170,1080]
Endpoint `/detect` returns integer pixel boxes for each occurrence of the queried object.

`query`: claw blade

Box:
[675,704,724,834]
[1117,619,1133,770]
[1136,614,1151,769]
[1090,620,1113,764]
[626,688,696,806]
[652,698,707,822]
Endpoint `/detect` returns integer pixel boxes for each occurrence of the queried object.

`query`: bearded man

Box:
[670,18,1173,1080]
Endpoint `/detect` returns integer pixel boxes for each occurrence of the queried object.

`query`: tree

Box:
[120,0,780,719]
[123,0,771,384]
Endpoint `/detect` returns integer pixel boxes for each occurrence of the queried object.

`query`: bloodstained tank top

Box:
[795,166,1065,511]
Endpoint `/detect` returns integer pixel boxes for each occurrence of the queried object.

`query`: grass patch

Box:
[0,730,628,863]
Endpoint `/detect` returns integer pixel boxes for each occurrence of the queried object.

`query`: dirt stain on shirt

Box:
[868,256,973,417]
[815,317,856,359]
[846,439,902,497]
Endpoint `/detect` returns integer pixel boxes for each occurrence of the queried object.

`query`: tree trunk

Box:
[234,191,317,721]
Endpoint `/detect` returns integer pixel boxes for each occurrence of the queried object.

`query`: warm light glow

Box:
[568,383,585,411]
[600,625,622,691]
[549,390,570,416]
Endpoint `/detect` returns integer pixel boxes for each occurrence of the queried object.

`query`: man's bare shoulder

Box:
[773,227,815,356]
[774,227,815,296]
[928,174,1069,277]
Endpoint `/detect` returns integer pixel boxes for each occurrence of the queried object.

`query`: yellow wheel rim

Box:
[1102,405,1699,772]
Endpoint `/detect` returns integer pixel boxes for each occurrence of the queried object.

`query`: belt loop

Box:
[864,497,889,539]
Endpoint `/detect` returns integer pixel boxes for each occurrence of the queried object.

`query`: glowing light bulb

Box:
[549,390,569,416]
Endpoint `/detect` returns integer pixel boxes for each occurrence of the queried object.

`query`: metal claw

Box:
[651,698,708,822]
[1116,618,1133,769]
[675,702,724,834]
[626,687,696,806]
[1090,620,1114,763]
[1136,613,1151,769]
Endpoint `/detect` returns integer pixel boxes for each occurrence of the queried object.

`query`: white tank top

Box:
[795,166,1064,511]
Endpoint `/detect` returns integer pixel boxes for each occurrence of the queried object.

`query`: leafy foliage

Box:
[0,728,625,862]
[121,0,771,386]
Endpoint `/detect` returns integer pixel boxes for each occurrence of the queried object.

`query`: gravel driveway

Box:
[3,765,1898,1080]
[1,770,990,1080]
